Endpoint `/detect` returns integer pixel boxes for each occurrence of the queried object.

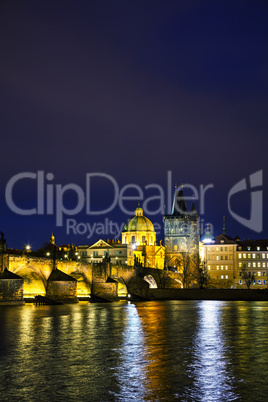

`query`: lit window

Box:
[225,266,228,270]
[216,256,219,260]
[208,266,211,270]
[262,254,266,259]
[216,247,219,251]
[247,247,251,251]
[243,254,246,258]
[239,280,242,285]
[258,280,261,284]
[221,275,224,279]
[258,271,261,276]
[258,263,261,267]
[253,262,256,267]
[239,263,242,267]
[221,265,224,270]
[248,263,251,267]
[217,266,219,270]
[208,247,210,251]
[239,254,242,259]
[225,275,228,279]
[257,247,260,251]
[253,254,256,258]
[248,254,251,258]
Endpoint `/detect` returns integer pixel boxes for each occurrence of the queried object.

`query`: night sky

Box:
[1,0,268,250]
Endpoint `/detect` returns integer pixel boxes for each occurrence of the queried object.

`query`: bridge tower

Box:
[163,186,199,269]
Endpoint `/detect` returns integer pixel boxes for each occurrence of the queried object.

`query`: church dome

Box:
[123,207,155,232]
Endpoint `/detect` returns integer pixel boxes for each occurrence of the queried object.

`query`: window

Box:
[257,247,260,251]
[208,247,210,251]
[258,280,261,285]
[243,254,246,258]
[221,275,224,279]
[208,265,211,270]
[239,280,242,285]
[93,251,98,257]
[248,254,251,258]
[208,256,210,260]
[225,266,228,270]
[239,263,242,267]
[253,254,256,258]
[263,262,266,267]
[217,266,219,270]
[264,280,266,285]
[248,263,251,267]
[221,256,223,260]
[174,245,177,251]
[225,256,228,260]
[247,247,251,250]
[258,263,261,267]
[142,236,146,243]
[263,272,266,276]
[216,256,219,260]
[262,254,266,259]
[216,247,219,252]
[239,253,242,259]
[225,247,228,251]
[131,236,135,243]
[258,271,261,276]
[221,247,223,251]
[253,262,256,267]
[221,265,224,270]
[225,275,228,279]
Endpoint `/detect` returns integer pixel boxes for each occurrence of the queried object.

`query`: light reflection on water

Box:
[0,301,268,401]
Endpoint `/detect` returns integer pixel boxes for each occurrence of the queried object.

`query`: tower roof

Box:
[123,207,155,232]
[172,188,187,216]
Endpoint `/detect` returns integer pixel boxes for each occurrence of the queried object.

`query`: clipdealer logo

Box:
[5,171,213,225]
[5,170,264,234]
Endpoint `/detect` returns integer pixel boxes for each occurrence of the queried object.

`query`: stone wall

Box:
[91,282,118,300]
[0,279,24,304]
[46,281,78,303]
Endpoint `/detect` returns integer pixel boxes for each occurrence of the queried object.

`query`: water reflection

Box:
[1,301,268,401]
[191,301,238,401]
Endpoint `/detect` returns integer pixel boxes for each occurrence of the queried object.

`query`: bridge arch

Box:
[143,275,158,288]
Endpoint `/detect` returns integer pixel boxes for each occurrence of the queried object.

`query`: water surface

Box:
[1,300,268,401]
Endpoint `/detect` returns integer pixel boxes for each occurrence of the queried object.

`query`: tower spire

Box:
[223,216,226,235]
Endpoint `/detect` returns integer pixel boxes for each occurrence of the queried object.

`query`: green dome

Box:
[123,207,155,232]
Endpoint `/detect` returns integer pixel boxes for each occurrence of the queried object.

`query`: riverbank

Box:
[131,288,268,301]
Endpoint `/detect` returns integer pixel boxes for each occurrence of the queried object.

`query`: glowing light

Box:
[132,244,137,250]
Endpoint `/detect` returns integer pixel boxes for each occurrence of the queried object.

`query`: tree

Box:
[241,265,255,289]
[191,253,208,288]
[177,252,192,288]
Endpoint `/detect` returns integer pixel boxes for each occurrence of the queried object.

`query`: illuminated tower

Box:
[163,186,199,268]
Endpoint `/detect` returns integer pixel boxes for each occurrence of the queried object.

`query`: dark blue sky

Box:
[1,0,268,249]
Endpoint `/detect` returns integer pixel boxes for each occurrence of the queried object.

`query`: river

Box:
[0,300,268,401]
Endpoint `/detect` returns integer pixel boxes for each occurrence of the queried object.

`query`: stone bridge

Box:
[6,254,183,299]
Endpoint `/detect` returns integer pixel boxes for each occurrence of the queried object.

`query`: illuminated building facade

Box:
[201,228,237,286]
[236,240,268,288]
[78,239,129,265]
[163,187,199,269]
[121,206,165,269]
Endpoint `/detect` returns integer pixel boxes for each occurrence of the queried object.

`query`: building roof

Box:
[47,268,77,282]
[213,234,237,245]
[0,268,23,280]
[237,239,268,251]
